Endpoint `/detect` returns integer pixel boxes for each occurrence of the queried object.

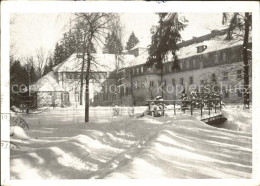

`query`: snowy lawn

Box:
[10,106,252,179]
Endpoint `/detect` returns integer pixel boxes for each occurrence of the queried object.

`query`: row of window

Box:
[223,89,243,98]
[63,72,108,80]
[148,70,242,87]
[127,46,248,77]
[65,73,83,80]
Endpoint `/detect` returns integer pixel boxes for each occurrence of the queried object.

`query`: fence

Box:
[146,99,222,118]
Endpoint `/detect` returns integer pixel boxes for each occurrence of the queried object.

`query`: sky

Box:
[10,13,226,60]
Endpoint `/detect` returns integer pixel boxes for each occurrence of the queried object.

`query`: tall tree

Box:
[125,32,139,52]
[35,47,51,78]
[222,12,252,108]
[146,13,186,97]
[72,13,116,122]
[29,65,38,84]
[10,60,28,107]
[53,43,66,66]
[103,31,123,54]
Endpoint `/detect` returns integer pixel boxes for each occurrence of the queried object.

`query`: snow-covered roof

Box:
[175,34,252,60]
[130,36,150,51]
[122,50,149,68]
[54,53,135,73]
[30,71,64,92]
[127,32,252,67]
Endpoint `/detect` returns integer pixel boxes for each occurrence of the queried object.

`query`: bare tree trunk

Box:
[85,51,91,122]
[80,52,85,105]
[26,66,30,114]
[160,67,164,98]
[130,71,135,106]
[243,12,250,108]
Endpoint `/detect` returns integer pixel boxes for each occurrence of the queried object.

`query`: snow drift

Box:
[10,115,251,179]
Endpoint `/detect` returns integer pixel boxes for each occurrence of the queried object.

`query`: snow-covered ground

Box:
[222,105,252,133]
[10,106,252,179]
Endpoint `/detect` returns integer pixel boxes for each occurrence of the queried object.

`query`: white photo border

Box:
[1,1,260,186]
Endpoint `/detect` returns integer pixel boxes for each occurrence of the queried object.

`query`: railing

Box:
[146,98,222,118]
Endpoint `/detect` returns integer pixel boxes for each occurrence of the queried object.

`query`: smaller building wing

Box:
[30,71,64,92]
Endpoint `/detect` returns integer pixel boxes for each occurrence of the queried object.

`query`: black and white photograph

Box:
[1,1,260,185]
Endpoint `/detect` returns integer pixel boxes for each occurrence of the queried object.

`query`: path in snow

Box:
[10,108,251,179]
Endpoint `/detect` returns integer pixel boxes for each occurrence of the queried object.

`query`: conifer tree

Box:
[146,13,186,97]
[125,32,139,52]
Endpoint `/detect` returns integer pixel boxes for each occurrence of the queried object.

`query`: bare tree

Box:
[72,13,116,122]
[35,47,51,78]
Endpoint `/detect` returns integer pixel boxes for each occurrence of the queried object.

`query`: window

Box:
[150,81,154,87]
[179,61,183,70]
[200,61,203,69]
[237,89,242,98]
[192,59,196,68]
[140,66,144,73]
[112,94,116,100]
[223,72,228,80]
[186,60,190,69]
[66,73,72,79]
[212,74,216,82]
[132,68,135,76]
[172,79,175,86]
[136,67,139,75]
[224,89,229,98]
[237,70,242,78]
[223,52,227,62]
[169,64,172,72]
[197,45,207,53]
[200,80,205,85]
[214,54,219,64]
[158,81,161,87]
[75,93,79,102]
[180,78,184,85]
[189,76,193,85]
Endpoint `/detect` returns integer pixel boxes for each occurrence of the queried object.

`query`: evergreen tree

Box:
[103,31,123,54]
[10,60,28,107]
[29,65,38,84]
[146,13,186,97]
[125,32,139,52]
[60,30,77,58]
[53,43,66,66]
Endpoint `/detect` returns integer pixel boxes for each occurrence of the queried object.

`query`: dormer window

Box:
[197,45,207,53]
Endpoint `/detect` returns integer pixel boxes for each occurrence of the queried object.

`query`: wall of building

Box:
[36,91,63,107]
[92,45,252,106]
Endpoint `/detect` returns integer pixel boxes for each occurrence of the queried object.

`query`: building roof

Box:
[54,53,135,73]
[30,71,64,92]
[130,36,150,51]
[122,50,149,68]
[175,33,252,60]
[126,30,252,67]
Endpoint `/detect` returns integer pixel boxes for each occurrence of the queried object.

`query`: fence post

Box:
[200,100,203,117]
[219,98,222,111]
[215,100,217,113]
[148,101,150,115]
[162,104,165,116]
[191,100,193,116]
[208,106,211,116]
[174,101,176,115]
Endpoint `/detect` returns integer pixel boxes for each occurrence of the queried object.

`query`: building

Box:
[31,29,251,108]
[30,53,135,107]
[93,29,252,106]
